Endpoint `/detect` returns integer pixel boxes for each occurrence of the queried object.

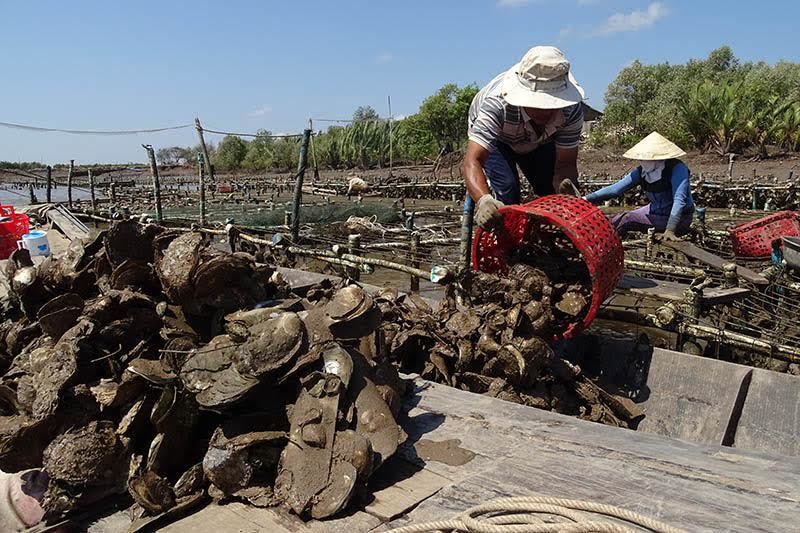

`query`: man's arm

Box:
[553,145,579,192]
[463,140,492,201]
[463,140,505,229]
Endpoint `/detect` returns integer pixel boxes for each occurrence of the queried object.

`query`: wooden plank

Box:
[46,206,92,241]
[734,368,800,457]
[664,241,768,285]
[363,457,449,521]
[385,378,800,533]
[635,348,751,445]
[618,274,751,304]
[159,502,380,533]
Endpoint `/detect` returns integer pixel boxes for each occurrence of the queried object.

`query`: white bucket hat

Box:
[501,46,585,109]
[623,131,687,160]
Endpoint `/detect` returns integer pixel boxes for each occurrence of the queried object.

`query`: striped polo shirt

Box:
[468,72,584,154]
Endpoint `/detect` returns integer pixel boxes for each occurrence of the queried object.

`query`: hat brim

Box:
[622,147,687,160]
[501,63,585,109]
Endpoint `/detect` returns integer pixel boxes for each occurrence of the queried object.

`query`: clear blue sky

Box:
[1,0,797,164]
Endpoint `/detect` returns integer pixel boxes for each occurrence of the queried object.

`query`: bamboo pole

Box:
[624,259,705,278]
[28,184,37,204]
[290,128,312,241]
[67,160,74,208]
[143,145,163,222]
[45,165,52,203]
[195,118,215,185]
[285,245,436,283]
[682,322,800,364]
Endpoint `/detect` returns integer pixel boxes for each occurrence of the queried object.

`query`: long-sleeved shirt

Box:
[584,161,694,232]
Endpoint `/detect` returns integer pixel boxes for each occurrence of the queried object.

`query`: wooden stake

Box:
[409,231,420,293]
[308,119,320,181]
[347,233,362,281]
[290,129,312,241]
[46,165,52,203]
[67,159,74,208]
[143,145,163,222]
[198,154,206,226]
[89,169,96,214]
[388,95,394,178]
[195,118,215,185]
[28,183,37,204]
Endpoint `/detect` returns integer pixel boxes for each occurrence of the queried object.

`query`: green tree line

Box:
[157,84,479,172]
[592,46,800,156]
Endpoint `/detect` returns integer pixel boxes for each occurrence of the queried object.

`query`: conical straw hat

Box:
[622,131,686,160]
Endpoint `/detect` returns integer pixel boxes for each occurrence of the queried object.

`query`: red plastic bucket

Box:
[0,205,31,260]
[472,195,624,339]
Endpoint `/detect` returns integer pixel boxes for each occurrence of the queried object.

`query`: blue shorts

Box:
[484,141,556,204]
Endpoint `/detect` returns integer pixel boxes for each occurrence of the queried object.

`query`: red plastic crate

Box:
[0,205,30,260]
[728,211,800,258]
[472,195,624,340]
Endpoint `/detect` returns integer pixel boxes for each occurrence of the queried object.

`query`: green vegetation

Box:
[155,84,478,172]
[592,46,800,156]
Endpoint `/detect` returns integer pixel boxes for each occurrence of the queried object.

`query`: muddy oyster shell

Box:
[110,259,156,292]
[233,312,307,378]
[104,220,161,267]
[37,293,84,342]
[155,232,204,304]
[43,420,128,487]
[179,335,259,408]
[128,471,176,515]
[326,286,381,339]
[203,425,284,496]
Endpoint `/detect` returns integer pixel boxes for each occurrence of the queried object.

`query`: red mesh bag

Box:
[472,195,624,339]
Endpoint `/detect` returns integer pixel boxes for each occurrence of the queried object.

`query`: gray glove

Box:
[475,195,505,229]
[558,179,580,197]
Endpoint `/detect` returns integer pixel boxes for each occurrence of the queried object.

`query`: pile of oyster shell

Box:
[379,266,643,429]
[0,221,405,528]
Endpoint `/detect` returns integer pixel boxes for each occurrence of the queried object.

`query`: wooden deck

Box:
[90,375,800,533]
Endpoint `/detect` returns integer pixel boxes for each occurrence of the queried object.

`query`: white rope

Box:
[385,496,686,533]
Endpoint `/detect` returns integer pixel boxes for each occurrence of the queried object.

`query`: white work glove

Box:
[475,195,505,230]
[0,469,47,532]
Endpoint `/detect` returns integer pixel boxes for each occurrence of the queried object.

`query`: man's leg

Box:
[483,143,522,204]
[513,142,557,197]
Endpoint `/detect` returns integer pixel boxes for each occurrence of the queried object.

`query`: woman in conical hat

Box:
[584,132,694,240]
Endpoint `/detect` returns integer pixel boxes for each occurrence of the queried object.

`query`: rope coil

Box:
[385,496,686,533]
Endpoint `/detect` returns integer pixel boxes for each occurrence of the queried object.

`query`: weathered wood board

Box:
[734,368,800,456]
[386,379,800,533]
[635,348,752,445]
